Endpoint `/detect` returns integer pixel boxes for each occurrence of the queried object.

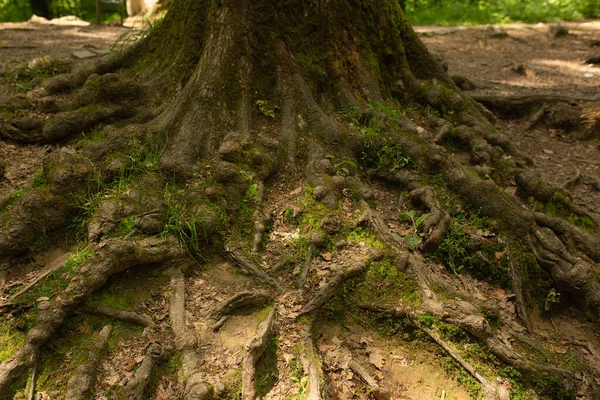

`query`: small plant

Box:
[544,289,561,311]
[396,210,429,251]
[255,100,279,119]
[111,17,160,54]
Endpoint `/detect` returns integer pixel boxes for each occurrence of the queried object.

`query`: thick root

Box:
[241,306,277,400]
[124,343,166,400]
[300,324,325,400]
[65,324,113,400]
[168,269,213,400]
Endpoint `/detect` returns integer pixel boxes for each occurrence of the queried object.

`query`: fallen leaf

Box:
[367,346,385,370]
[321,252,332,261]
[495,250,507,260]
[290,187,302,196]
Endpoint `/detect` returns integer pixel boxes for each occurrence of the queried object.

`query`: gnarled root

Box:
[124,343,166,400]
[241,306,277,400]
[0,238,181,396]
[409,186,451,253]
[65,324,113,400]
[168,269,213,400]
[207,290,272,331]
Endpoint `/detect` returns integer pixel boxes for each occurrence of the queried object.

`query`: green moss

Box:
[536,192,596,232]
[0,320,26,363]
[255,335,279,398]
[15,246,94,305]
[346,227,384,249]
[353,260,421,306]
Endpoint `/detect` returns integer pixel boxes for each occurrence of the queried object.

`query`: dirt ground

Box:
[1,17,599,400]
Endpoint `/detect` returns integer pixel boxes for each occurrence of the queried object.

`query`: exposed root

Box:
[241,305,277,400]
[299,324,324,400]
[409,186,451,253]
[414,320,509,400]
[65,324,113,400]
[528,228,600,318]
[506,249,531,331]
[168,269,213,400]
[83,305,152,328]
[348,359,391,400]
[533,212,600,261]
[297,244,314,290]
[207,290,272,331]
[0,239,181,395]
[27,353,37,400]
[226,248,283,292]
[124,343,166,400]
[298,260,367,318]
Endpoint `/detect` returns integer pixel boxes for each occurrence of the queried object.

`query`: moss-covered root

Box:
[65,324,113,400]
[207,291,272,331]
[168,269,213,400]
[300,324,325,400]
[124,343,166,400]
[241,306,277,400]
[0,238,181,396]
[0,149,95,261]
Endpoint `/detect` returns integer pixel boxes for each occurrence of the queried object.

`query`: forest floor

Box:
[0,17,599,400]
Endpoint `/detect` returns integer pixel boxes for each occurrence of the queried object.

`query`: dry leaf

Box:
[321,252,332,261]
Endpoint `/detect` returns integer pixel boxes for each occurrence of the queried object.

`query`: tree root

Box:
[83,305,152,328]
[297,244,314,290]
[506,249,531,331]
[226,248,283,292]
[0,239,181,395]
[241,305,277,400]
[533,212,600,261]
[409,186,451,253]
[207,290,272,331]
[300,324,325,400]
[65,324,113,400]
[298,260,367,318]
[168,268,213,400]
[124,343,166,400]
[348,359,391,400]
[417,321,510,400]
